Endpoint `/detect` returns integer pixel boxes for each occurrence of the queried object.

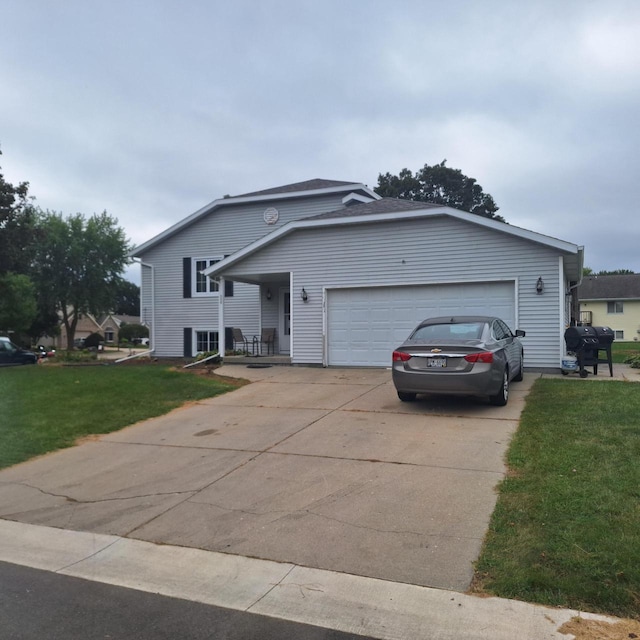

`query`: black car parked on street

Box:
[0,338,38,367]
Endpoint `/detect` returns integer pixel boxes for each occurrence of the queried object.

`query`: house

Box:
[53,313,103,349]
[578,274,640,342]
[129,178,584,371]
[98,314,144,344]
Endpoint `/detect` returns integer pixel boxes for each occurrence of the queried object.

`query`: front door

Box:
[279,288,291,353]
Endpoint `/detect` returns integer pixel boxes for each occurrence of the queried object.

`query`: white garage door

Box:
[327,282,515,367]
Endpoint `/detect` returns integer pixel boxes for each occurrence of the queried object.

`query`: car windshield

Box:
[410,322,485,342]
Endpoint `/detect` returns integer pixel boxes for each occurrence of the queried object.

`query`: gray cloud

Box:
[2,0,639,284]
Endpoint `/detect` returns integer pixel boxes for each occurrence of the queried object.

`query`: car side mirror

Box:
[515,330,526,337]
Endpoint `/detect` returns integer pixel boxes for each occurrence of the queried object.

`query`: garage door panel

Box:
[327,283,515,367]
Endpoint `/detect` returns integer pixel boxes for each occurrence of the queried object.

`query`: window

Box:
[615,330,624,340]
[607,301,624,314]
[195,330,219,354]
[194,258,221,296]
[105,329,115,343]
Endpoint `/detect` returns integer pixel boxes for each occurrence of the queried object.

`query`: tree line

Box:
[0,149,136,348]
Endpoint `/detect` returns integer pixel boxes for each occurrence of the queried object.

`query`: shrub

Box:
[84,332,104,349]
[56,349,98,363]
[624,354,640,369]
[118,323,149,344]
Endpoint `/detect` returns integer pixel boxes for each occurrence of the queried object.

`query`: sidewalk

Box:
[1,519,631,640]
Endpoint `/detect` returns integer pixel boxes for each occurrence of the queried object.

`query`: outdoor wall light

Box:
[301,287,308,302]
[536,277,544,294]
[266,288,272,300]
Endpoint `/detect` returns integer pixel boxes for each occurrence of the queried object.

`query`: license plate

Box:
[427,357,447,368]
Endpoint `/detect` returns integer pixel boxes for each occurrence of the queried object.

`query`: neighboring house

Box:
[129,178,584,371]
[578,274,640,342]
[54,313,103,349]
[98,314,143,344]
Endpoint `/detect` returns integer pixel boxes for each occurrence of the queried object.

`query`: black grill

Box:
[564,326,614,377]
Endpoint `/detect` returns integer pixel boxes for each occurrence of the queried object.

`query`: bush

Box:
[84,332,104,349]
[118,323,149,344]
[624,354,640,369]
[56,349,98,363]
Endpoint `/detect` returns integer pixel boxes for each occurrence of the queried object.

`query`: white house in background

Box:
[129,178,584,371]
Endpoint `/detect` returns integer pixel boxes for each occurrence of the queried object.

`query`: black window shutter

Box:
[223,255,233,297]
[183,328,192,357]
[183,258,191,298]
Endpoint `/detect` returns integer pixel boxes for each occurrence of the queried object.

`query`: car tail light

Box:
[464,351,494,363]
[392,351,412,362]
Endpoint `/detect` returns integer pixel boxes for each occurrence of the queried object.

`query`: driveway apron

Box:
[0,365,534,591]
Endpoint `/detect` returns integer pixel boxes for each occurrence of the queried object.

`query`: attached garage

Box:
[206,196,584,371]
[326,281,516,366]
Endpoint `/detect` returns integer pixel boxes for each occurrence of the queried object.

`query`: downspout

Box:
[136,259,156,351]
[218,277,226,359]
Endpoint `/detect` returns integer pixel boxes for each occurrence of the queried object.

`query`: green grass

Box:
[474,378,640,618]
[612,341,640,364]
[0,364,243,469]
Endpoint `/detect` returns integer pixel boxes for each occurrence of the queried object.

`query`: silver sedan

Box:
[392,316,525,406]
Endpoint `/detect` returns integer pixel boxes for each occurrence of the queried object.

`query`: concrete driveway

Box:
[0,365,535,591]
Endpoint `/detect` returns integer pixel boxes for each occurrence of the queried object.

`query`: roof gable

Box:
[204,199,583,280]
[129,178,378,257]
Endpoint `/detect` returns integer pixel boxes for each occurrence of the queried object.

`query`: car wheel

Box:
[513,351,524,382]
[489,369,509,406]
[397,391,417,402]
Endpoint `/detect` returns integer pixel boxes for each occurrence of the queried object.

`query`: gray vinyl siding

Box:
[134,194,346,357]
[224,217,567,368]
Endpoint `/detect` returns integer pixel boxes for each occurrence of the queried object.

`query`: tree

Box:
[113,278,140,315]
[376,160,505,222]
[33,211,131,349]
[582,267,635,276]
[118,323,148,344]
[0,273,37,335]
[0,150,42,275]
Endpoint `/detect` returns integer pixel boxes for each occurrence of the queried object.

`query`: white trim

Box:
[341,192,376,206]
[192,328,220,355]
[323,280,518,367]
[218,277,225,357]
[193,257,223,296]
[559,256,565,366]
[138,260,155,351]
[129,182,378,257]
[289,273,294,359]
[203,206,581,278]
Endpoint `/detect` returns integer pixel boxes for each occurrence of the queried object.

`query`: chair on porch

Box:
[232,328,255,354]
[258,328,276,355]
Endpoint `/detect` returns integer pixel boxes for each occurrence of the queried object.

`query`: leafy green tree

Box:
[118,323,148,344]
[596,269,635,275]
[0,273,37,335]
[113,278,140,315]
[0,150,41,275]
[33,211,131,349]
[376,160,505,222]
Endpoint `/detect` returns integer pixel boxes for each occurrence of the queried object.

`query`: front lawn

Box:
[611,341,640,364]
[0,363,244,469]
[473,378,640,618]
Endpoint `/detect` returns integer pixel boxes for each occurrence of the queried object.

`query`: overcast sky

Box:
[2,0,639,284]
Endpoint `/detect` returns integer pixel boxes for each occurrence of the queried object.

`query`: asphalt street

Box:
[0,561,371,640]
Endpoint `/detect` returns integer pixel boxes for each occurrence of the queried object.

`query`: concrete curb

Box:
[0,519,619,640]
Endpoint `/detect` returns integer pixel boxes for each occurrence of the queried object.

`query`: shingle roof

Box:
[235,179,359,198]
[305,198,442,220]
[578,274,640,300]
